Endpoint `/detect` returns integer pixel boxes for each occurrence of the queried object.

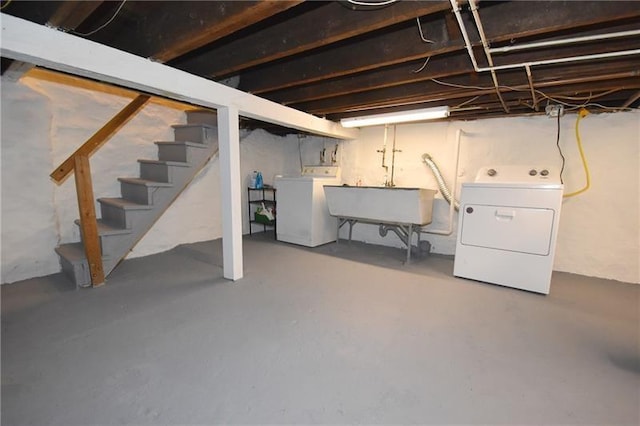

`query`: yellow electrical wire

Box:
[563,108,591,198]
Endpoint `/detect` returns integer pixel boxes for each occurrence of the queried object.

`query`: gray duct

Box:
[422,153,460,211]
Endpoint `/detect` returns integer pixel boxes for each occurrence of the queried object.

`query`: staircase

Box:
[55,110,219,287]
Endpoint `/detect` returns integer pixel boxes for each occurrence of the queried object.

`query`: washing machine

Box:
[274,165,341,247]
[453,166,563,294]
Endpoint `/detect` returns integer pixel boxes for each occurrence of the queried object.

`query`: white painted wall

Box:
[2,76,638,284]
[0,77,327,284]
[338,113,640,284]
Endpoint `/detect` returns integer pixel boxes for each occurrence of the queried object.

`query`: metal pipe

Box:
[389,125,400,187]
[489,29,640,54]
[377,124,389,185]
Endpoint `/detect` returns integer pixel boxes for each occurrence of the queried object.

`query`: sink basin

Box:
[323,185,437,225]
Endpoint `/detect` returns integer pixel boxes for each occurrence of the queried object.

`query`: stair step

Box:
[138,159,190,167]
[73,219,131,236]
[117,177,174,187]
[98,197,154,210]
[55,242,110,263]
[154,141,208,148]
[99,197,154,230]
[55,242,111,288]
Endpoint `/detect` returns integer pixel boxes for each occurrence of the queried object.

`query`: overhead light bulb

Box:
[340,106,450,128]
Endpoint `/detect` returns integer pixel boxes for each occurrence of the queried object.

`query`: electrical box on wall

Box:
[545,104,565,117]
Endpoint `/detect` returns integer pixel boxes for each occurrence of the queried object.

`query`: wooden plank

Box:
[1,13,358,140]
[304,72,640,116]
[74,155,105,287]
[267,53,473,105]
[2,60,34,81]
[621,90,640,108]
[175,1,451,78]
[155,1,303,62]
[47,1,104,30]
[238,18,468,94]
[27,67,198,111]
[239,0,640,94]
[50,94,151,184]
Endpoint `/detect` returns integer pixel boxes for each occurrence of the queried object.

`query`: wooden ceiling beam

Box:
[620,90,640,108]
[238,0,640,94]
[153,1,304,62]
[266,47,640,107]
[173,1,451,78]
[47,1,104,30]
[267,53,474,105]
[1,1,103,78]
[304,73,640,116]
[88,1,303,62]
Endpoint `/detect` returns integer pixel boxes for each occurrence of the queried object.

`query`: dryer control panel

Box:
[475,165,560,185]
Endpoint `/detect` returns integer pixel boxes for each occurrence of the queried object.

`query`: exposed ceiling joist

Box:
[173,0,451,78]
[0,13,357,140]
[1,0,638,128]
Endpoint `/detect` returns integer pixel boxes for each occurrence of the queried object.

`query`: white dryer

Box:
[275,165,341,247]
[453,166,563,294]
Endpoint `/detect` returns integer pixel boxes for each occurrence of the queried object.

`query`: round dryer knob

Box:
[540,169,549,176]
[529,169,538,176]
[487,168,497,177]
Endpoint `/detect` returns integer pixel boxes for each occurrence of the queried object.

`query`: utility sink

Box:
[323,185,437,225]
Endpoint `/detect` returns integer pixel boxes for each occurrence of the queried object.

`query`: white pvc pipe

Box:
[476,49,640,72]
[421,127,462,236]
[489,29,640,54]
[449,0,480,71]
[469,0,509,113]
[448,0,640,76]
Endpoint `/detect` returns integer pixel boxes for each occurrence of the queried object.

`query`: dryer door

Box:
[460,204,556,255]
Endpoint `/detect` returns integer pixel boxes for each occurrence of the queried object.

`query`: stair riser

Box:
[76,229,123,259]
[99,203,149,229]
[157,145,196,163]
[174,126,216,144]
[140,162,172,183]
[58,256,92,288]
[139,162,192,183]
[121,182,155,205]
[186,111,217,126]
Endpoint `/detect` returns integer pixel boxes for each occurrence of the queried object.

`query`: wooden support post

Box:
[74,155,105,287]
[50,94,151,184]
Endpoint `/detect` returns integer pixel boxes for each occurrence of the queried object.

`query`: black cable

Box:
[556,113,565,184]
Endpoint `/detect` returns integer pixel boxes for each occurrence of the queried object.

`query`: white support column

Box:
[217,106,243,281]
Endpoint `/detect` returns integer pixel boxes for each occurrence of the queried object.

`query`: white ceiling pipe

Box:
[469,0,509,113]
[525,65,539,111]
[449,0,480,71]
[478,49,640,73]
[490,29,640,54]
[448,0,640,78]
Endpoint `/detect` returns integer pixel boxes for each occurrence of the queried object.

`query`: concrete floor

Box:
[2,234,639,425]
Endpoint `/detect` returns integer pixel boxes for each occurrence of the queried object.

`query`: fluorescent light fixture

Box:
[340,106,450,128]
